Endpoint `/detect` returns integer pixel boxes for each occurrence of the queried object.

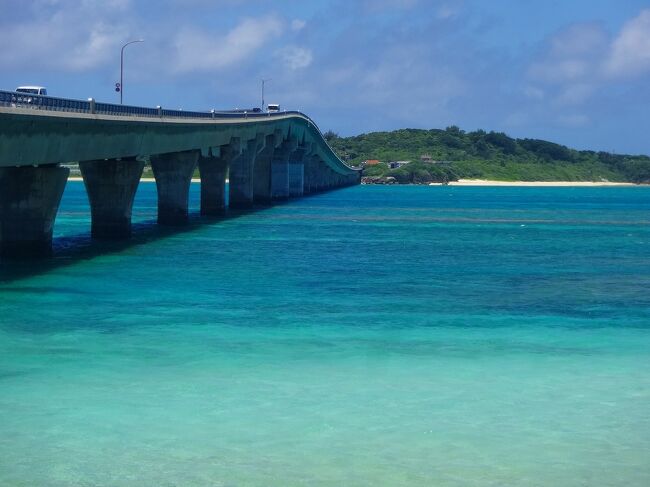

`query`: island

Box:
[325,127,650,185]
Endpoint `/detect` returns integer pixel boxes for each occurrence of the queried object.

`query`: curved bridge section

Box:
[0,90,360,258]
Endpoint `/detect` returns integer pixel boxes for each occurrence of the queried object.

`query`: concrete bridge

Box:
[0,90,360,259]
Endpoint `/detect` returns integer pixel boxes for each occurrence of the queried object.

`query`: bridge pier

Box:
[288,161,304,197]
[327,173,334,190]
[151,150,199,225]
[253,149,272,204]
[287,144,306,197]
[199,140,240,216]
[304,156,316,194]
[79,158,144,238]
[230,135,264,209]
[270,138,296,200]
[0,165,68,258]
[198,154,228,216]
[271,160,289,200]
[312,164,325,193]
[253,132,281,204]
[325,168,335,191]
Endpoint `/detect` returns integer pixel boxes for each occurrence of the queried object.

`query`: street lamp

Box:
[119,39,144,104]
[261,78,271,110]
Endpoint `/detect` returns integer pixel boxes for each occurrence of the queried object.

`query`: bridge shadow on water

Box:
[0,205,274,284]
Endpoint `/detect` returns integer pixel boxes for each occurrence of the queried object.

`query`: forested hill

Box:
[325,127,650,183]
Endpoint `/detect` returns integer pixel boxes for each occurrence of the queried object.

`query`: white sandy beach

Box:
[67,177,642,187]
[445,180,639,187]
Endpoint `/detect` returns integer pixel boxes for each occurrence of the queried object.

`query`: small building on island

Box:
[388,160,411,169]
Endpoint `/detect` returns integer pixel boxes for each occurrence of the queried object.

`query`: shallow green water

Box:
[1,184,649,486]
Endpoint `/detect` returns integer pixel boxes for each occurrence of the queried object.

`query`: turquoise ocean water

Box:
[1,183,649,486]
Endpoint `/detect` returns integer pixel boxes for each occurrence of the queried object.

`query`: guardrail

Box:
[0,89,359,173]
[0,90,302,121]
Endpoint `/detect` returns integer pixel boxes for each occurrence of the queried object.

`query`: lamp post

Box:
[261,78,271,110]
[120,39,144,104]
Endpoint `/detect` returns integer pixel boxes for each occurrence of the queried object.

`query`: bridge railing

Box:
[0,89,358,173]
[0,89,303,121]
[0,90,92,113]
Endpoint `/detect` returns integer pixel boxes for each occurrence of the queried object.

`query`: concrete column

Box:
[151,150,199,225]
[320,164,331,192]
[308,162,319,194]
[270,138,296,200]
[0,165,68,258]
[288,160,305,198]
[305,155,321,194]
[310,160,321,193]
[288,162,304,197]
[79,158,144,238]
[325,168,334,191]
[313,165,324,192]
[288,145,308,197]
[271,160,289,200]
[253,132,281,204]
[230,135,264,209]
[198,140,240,216]
[302,156,313,194]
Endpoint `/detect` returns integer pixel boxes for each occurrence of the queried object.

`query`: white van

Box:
[16,86,48,96]
[267,103,280,113]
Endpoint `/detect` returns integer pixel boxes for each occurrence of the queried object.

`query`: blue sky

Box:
[1,0,649,154]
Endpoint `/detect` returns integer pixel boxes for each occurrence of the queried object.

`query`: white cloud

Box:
[521,10,650,132]
[69,23,131,70]
[528,9,650,94]
[173,16,283,73]
[604,9,650,78]
[525,20,614,109]
[291,19,306,31]
[0,1,131,71]
[527,23,607,85]
[555,83,595,106]
[363,0,419,11]
[437,2,463,20]
[523,86,544,100]
[277,46,313,70]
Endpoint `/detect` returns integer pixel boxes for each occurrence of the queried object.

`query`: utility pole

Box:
[119,39,144,104]
[261,78,271,110]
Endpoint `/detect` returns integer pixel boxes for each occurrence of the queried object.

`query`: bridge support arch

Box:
[230,135,265,209]
[79,158,144,238]
[0,165,68,258]
[270,138,297,200]
[151,150,199,225]
[303,155,319,194]
[288,145,307,197]
[199,139,240,216]
[253,131,282,204]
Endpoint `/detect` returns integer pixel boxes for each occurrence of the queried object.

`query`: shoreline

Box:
[362,179,643,187]
[446,179,639,187]
[67,177,643,187]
